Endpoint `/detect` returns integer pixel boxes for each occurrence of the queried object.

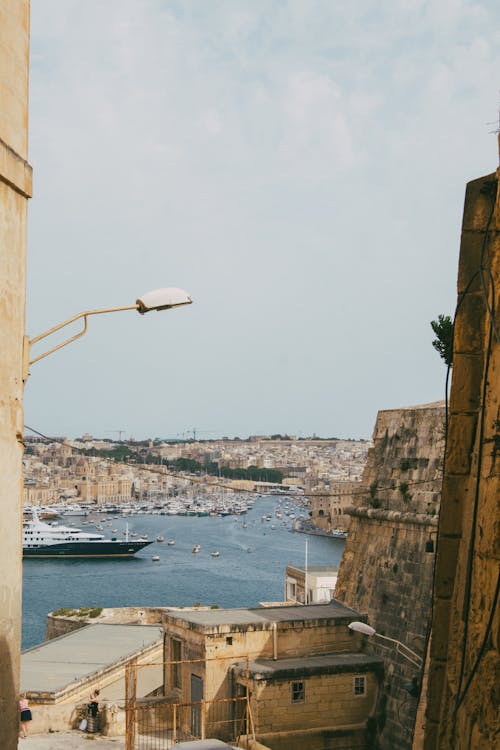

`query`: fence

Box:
[125,655,255,750]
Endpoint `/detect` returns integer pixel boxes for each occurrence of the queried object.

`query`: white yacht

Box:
[23,509,153,558]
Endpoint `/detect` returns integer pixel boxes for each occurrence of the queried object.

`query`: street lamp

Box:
[348,621,423,669]
[22,287,192,379]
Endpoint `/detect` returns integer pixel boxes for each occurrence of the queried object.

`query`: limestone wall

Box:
[335,403,445,750]
[45,605,170,640]
[420,166,500,749]
[0,3,31,748]
[251,671,380,734]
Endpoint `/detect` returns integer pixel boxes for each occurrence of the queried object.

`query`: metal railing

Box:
[125,655,255,750]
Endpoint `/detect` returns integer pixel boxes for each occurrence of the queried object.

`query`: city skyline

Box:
[24,0,499,440]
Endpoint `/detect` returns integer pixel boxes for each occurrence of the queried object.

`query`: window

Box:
[171,638,182,688]
[291,680,305,703]
[226,636,233,645]
[354,676,366,696]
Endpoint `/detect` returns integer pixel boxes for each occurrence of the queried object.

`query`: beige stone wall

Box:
[356,403,445,515]
[250,671,379,735]
[335,403,444,750]
[421,167,500,749]
[0,2,31,747]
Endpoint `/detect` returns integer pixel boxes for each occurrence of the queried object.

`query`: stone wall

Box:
[0,3,31,748]
[45,605,170,640]
[420,165,500,749]
[335,402,445,750]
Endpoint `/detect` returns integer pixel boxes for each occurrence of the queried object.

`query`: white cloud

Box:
[26,0,500,438]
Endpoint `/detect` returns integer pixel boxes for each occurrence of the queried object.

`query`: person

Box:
[19,693,32,739]
[87,689,100,733]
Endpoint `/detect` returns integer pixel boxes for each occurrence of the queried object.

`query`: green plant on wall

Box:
[431,314,454,367]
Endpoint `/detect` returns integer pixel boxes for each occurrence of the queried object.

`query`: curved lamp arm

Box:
[23,287,192,380]
[348,621,423,668]
[26,304,139,370]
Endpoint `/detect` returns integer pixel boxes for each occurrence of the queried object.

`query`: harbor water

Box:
[22,497,345,649]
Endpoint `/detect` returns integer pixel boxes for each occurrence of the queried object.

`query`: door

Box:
[190,673,203,737]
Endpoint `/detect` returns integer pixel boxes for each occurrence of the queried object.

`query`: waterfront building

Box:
[309,479,361,533]
[285,565,339,604]
[162,603,384,749]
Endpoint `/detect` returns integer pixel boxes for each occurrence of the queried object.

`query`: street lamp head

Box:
[136,287,193,314]
[348,621,376,637]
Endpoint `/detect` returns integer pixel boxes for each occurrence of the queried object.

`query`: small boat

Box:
[167,539,175,545]
[211,551,220,557]
[140,534,149,540]
[192,544,201,553]
[151,555,160,562]
[156,536,164,542]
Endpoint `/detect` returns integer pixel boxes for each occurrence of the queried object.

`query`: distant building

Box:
[285,564,338,604]
[309,479,361,532]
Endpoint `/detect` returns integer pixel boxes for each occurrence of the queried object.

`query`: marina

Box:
[22,496,345,649]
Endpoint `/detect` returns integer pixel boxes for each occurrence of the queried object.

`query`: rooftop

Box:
[287,565,339,574]
[21,623,162,694]
[233,652,384,679]
[164,602,361,631]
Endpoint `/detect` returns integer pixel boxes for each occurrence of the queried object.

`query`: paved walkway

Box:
[18,732,124,749]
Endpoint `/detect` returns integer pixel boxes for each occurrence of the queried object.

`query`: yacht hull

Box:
[23,540,153,558]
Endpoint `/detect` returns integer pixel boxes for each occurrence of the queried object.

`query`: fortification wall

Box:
[335,402,445,750]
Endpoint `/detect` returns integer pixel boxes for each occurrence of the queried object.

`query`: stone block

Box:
[454,292,486,355]
[461,173,498,232]
[438,475,466,537]
[449,353,483,413]
[434,536,460,599]
[445,414,478,475]
[457,231,487,295]
[425,661,447,724]
[429,599,452,661]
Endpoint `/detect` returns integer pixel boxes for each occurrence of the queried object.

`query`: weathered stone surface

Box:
[449,353,483,413]
[453,292,486,354]
[0,4,31,749]
[444,413,477,474]
[420,160,500,750]
[335,403,445,750]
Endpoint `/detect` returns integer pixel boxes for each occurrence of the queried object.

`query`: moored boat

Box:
[23,510,153,558]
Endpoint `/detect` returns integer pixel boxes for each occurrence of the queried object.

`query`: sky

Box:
[24,0,499,441]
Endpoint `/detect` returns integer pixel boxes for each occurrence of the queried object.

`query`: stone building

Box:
[334,401,445,750]
[416,163,500,749]
[0,2,31,747]
[162,603,384,750]
[309,480,361,533]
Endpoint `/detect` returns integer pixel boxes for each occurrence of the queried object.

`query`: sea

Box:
[22,496,345,650]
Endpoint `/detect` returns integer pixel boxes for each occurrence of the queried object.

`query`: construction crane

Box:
[105,430,125,442]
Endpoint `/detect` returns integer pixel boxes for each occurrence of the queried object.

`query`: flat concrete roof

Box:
[165,602,360,630]
[21,623,162,693]
[234,652,384,679]
[287,565,339,574]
